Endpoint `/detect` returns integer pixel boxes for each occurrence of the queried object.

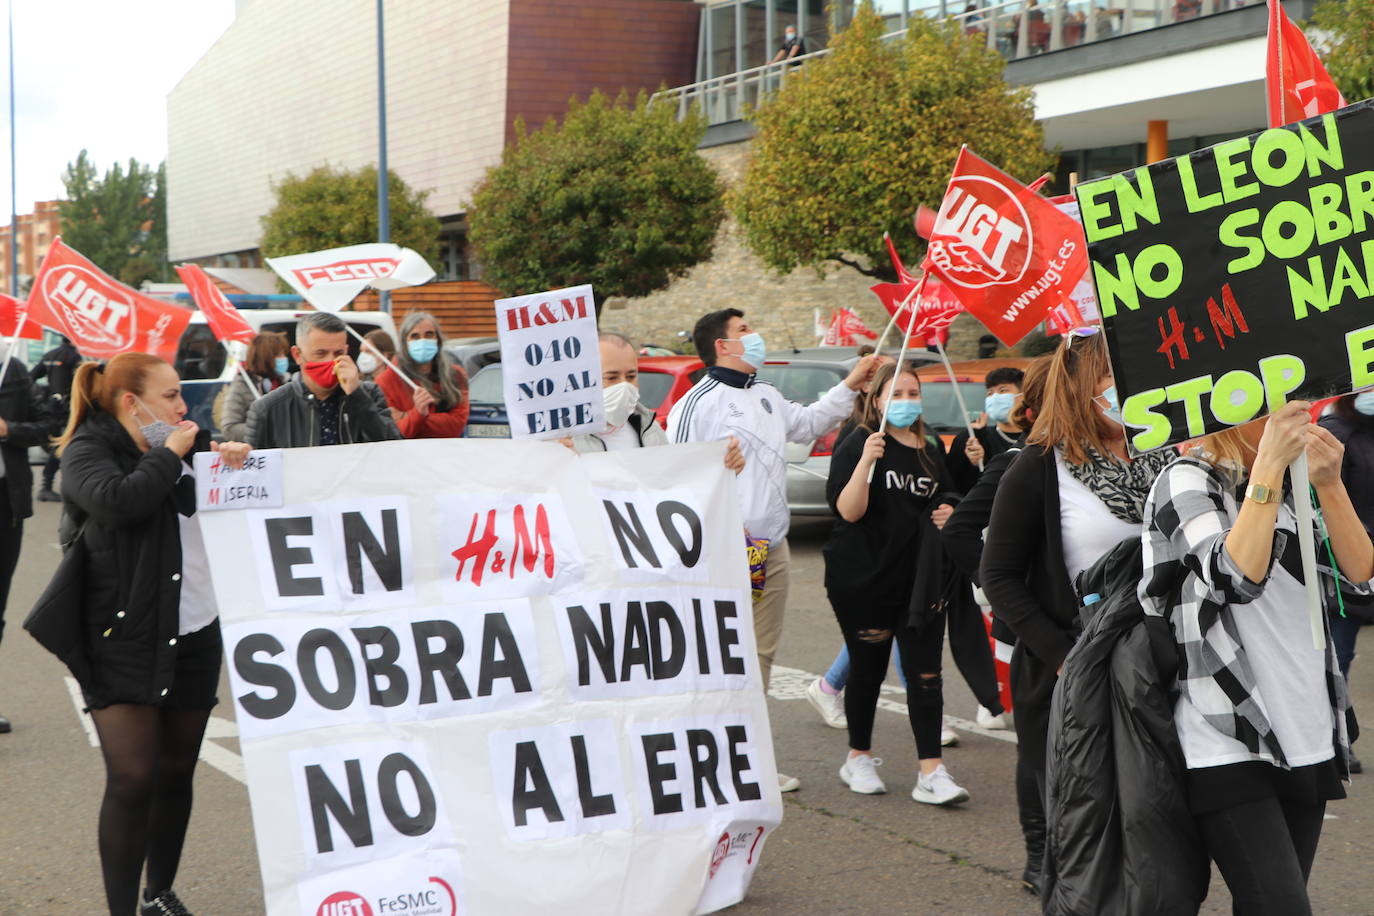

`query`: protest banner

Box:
[197,438,781,916]
[495,284,605,439]
[1074,102,1374,456]
[195,447,284,511]
[25,238,191,362]
[265,243,437,313]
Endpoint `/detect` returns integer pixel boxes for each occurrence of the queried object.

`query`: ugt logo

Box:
[317,891,372,916]
[927,176,1031,289]
[43,266,137,349]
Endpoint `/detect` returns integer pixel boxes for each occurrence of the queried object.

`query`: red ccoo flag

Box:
[0,294,43,340]
[26,238,191,362]
[1266,0,1345,128]
[176,263,256,344]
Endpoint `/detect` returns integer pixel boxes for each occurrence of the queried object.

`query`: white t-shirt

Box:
[176,468,218,635]
[593,423,640,452]
[1174,558,1334,769]
[1055,450,1140,584]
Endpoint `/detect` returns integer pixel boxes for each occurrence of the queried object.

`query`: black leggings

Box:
[831,592,946,758]
[1198,796,1326,916]
[90,704,212,916]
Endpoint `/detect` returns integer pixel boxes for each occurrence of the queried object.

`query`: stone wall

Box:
[605,140,987,360]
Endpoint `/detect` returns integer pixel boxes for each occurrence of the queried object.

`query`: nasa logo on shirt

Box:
[761,399,773,415]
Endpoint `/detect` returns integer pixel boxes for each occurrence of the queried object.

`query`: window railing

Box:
[658,0,1255,125]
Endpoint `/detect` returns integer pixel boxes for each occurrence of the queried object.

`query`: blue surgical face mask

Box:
[1355,391,1374,416]
[985,391,1016,424]
[274,356,290,377]
[407,338,439,363]
[1098,384,1124,426]
[734,332,766,371]
[885,399,923,428]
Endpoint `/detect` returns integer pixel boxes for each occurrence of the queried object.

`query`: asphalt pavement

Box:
[2,505,1372,915]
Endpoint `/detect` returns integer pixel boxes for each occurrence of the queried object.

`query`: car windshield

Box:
[919,381,989,432]
[637,371,674,409]
[755,364,846,405]
[468,365,505,404]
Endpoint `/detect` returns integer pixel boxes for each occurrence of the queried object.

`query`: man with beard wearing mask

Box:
[569,332,744,471]
[245,312,400,449]
[670,309,877,792]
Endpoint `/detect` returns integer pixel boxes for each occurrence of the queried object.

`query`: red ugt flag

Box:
[27,238,191,362]
[175,263,255,344]
[923,147,1087,347]
[821,308,877,347]
[0,294,43,340]
[1266,0,1345,128]
[869,233,965,344]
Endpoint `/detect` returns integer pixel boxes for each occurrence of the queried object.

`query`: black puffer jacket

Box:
[0,359,60,519]
[55,411,204,703]
[1041,537,1207,916]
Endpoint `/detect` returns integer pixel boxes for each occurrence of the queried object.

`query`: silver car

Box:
[755,358,854,517]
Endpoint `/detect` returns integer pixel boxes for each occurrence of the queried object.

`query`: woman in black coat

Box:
[49,352,249,916]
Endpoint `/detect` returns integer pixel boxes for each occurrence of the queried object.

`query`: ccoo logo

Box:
[41,265,138,350]
[927,176,1031,290]
[317,891,373,916]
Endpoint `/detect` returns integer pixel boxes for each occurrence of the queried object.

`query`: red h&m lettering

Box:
[504,296,590,332]
[511,503,554,578]
[451,503,558,586]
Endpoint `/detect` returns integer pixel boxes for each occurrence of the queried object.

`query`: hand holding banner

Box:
[265,243,437,313]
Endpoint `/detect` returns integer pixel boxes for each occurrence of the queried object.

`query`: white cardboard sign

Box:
[194,448,284,511]
[494,284,604,439]
[199,438,781,916]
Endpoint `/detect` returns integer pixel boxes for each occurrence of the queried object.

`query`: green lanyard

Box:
[1310,485,1347,619]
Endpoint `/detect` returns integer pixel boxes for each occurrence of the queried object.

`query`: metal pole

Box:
[8,0,16,297]
[376,0,391,314]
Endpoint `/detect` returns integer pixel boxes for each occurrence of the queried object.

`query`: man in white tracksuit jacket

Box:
[668,308,875,792]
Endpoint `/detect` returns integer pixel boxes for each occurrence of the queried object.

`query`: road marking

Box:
[768,665,1019,744]
[63,676,247,785]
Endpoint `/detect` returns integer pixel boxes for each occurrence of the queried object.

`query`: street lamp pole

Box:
[376,0,390,313]
[8,0,17,297]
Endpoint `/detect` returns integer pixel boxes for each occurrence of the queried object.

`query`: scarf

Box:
[1064,443,1175,524]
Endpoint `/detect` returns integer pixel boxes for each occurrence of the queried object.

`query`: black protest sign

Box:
[1075,100,1374,453]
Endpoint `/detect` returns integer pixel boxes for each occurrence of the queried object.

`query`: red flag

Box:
[923,148,1087,347]
[26,238,191,362]
[175,263,255,344]
[821,308,877,347]
[1266,0,1345,128]
[871,231,966,344]
[0,294,43,340]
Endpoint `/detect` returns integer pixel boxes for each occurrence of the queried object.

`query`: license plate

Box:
[467,424,510,438]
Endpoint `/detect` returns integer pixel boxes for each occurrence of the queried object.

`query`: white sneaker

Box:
[839,754,887,795]
[805,677,848,729]
[912,764,970,806]
[976,706,1008,730]
[778,772,801,793]
[940,726,959,747]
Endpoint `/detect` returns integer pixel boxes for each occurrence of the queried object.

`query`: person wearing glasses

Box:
[979,329,1174,896]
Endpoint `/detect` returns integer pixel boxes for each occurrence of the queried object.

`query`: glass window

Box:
[468,365,505,404]
[637,370,676,409]
[709,3,737,79]
[805,0,828,52]
[1084,143,1142,180]
[754,364,846,405]
[174,324,227,381]
[919,381,988,433]
[871,0,907,32]
[742,0,771,68]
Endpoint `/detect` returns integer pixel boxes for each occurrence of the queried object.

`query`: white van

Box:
[177,309,398,436]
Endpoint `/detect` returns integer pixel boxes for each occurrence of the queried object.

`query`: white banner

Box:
[266,243,437,312]
[199,438,782,916]
[494,284,604,439]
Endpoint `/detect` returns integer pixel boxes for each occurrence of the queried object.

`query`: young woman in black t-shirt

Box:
[823,362,969,805]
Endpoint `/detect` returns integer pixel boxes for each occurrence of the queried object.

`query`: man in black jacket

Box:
[31,335,80,501]
[0,353,61,732]
[245,311,400,449]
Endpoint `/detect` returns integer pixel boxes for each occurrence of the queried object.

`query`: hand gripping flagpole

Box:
[933,336,983,472]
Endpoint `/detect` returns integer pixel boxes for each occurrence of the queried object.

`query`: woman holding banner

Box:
[980,330,1173,895]
[376,311,470,438]
[217,331,288,442]
[39,353,250,916]
[822,361,970,805]
[1141,401,1371,914]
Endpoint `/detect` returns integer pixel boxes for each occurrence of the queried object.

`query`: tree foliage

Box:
[468,90,724,304]
[259,165,440,265]
[1310,0,1374,104]
[59,151,170,288]
[732,2,1055,281]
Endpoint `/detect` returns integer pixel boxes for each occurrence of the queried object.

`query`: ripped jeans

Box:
[828,588,946,758]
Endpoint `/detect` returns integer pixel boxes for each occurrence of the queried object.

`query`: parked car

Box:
[915,357,1032,447]
[753,358,853,517]
[769,345,942,369]
[444,337,501,377]
[464,364,510,438]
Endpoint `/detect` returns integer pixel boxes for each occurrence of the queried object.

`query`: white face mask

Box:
[602,381,640,430]
[356,352,381,375]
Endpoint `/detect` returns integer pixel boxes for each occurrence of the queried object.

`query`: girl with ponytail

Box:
[39,352,251,916]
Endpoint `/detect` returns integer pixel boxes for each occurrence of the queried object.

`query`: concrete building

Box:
[0,200,61,293]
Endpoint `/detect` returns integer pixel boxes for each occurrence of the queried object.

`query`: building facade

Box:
[0,200,61,294]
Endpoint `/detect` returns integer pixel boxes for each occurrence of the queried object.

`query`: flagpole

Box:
[868,274,927,483]
[341,321,422,392]
[0,314,27,389]
[8,0,17,297]
[933,336,982,471]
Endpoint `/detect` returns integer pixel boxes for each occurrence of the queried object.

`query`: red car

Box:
[638,355,707,429]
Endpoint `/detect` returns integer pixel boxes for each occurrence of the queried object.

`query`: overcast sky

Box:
[1,0,236,214]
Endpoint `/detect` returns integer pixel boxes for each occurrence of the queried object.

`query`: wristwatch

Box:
[1245,483,1280,505]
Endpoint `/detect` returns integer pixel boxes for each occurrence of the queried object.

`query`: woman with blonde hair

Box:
[375,311,470,437]
[1141,402,1369,914]
[980,330,1174,895]
[30,352,250,916]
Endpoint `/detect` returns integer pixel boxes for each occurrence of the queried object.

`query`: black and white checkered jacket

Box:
[1139,454,1366,773]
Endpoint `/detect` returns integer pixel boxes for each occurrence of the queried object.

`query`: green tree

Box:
[1310,0,1374,104]
[468,90,724,306]
[59,151,170,287]
[259,165,441,265]
[732,2,1055,281]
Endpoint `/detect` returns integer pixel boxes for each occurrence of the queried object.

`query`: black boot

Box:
[1016,755,1046,896]
[0,715,10,734]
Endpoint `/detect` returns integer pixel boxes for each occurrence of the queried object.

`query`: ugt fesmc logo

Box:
[293,258,401,289]
[42,265,137,349]
[927,176,1031,289]
[317,876,457,916]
